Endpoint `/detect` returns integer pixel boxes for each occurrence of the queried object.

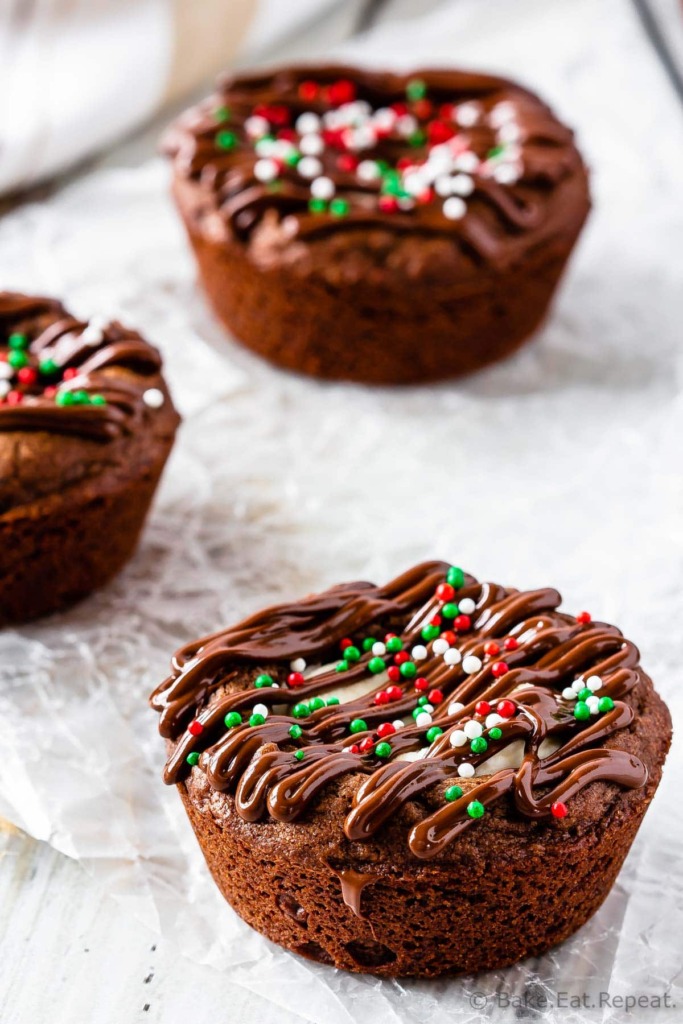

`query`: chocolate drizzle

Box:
[164,64,585,263]
[0,292,164,442]
[151,562,648,860]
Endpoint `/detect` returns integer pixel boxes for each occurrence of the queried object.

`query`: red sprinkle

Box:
[413,99,433,120]
[359,737,374,753]
[387,666,401,683]
[288,672,305,688]
[503,637,519,651]
[43,385,57,398]
[497,699,516,718]
[427,120,454,145]
[391,102,408,117]
[475,700,492,717]
[337,153,358,172]
[439,102,455,120]
[436,583,456,602]
[6,390,23,405]
[385,685,403,702]
[491,661,509,678]
[349,743,360,754]
[428,689,444,705]
[483,642,500,657]
[327,79,356,106]
[374,690,391,705]
[63,367,79,380]
[188,720,203,736]
[377,722,396,738]
[454,614,471,631]
[414,677,429,692]
[394,651,410,665]
[551,801,568,819]
[17,367,38,385]
[384,633,398,643]
[298,80,319,102]
[441,630,457,645]
[378,195,399,213]
[340,638,353,650]
[576,611,591,624]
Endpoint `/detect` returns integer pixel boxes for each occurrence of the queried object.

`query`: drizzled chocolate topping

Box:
[151,561,648,860]
[0,292,165,442]
[164,65,585,261]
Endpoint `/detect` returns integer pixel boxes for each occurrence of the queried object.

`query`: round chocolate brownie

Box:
[164,65,590,384]
[151,561,670,976]
[0,292,180,623]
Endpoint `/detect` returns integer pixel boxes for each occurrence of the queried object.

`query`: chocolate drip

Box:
[0,292,164,442]
[165,64,584,263]
[151,562,649,859]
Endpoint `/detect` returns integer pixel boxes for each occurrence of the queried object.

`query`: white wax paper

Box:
[0,1,682,1021]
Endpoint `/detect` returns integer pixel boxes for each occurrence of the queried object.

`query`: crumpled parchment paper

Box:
[0,1,681,1021]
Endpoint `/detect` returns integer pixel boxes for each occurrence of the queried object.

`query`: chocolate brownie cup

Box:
[151,561,670,977]
[164,65,590,384]
[0,292,180,623]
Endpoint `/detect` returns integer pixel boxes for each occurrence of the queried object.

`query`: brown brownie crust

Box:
[166,65,591,383]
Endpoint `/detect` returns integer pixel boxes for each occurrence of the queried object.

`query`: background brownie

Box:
[164,65,590,384]
[0,292,180,623]
[151,561,670,976]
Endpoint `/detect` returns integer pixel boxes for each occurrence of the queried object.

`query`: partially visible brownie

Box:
[0,291,180,623]
[151,561,670,976]
[165,64,590,383]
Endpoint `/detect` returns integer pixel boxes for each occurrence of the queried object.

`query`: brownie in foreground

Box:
[164,65,590,384]
[0,292,180,623]
[151,561,670,976]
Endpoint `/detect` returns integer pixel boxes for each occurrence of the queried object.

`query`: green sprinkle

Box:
[39,358,58,376]
[409,130,426,148]
[8,332,28,350]
[350,718,368,734]
[375,741,392,759]
[309,197,327,214]
[577,687,592,701]
[344,645,361,662]
[90,395,107,406]
[186,751,200,766]
[447,567,465,588]
[249,713,266,727]
[294,749,305,761]
[368,657,386,674]
[72,389,90,405]
[326,696,340,706]
[283,151,300,166]
[598,696,615,713]
[488,144,505,159]
[216,129,237,150]
[421,624,440,642]
[412,707,423,719]
[255,673,274,688]
[406,77,427,101]
[224,711,242,728]
[362,638,375,652]
[445,785,463,802]
[467,800,486,819]
[426,726,443,743]
[329,197,349,217]
[289,724,303,739]
[441,602,459,619]
[399,661,417,679]
[470,737,488,754]
[214,105,231,123]
[417,696,429,706]
[292,702,310,719]
[7,350,28,369]
[574,701,591,721]
[335,659,349,673]
[55,391,75,406]
[488,727,503,740]
[309,697,325,712]
[386,637,403,654]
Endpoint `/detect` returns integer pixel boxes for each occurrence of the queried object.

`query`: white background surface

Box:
[1,1,682,1022]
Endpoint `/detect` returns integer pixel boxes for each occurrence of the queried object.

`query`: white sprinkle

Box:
[586,694,600,708]
[372,107,396,132]
[397,196,415,211]
[444,648,462,666]
[411,645,428,661]
[345,125,376,151]
[435,175,454,197]
[454,151,479,173]
[143,388,164,409]
[299,133,324,156]
[310,176,335,200]
[81,318,106,346]
[426,144,453,174]
[418,703,434,715]
[395,114,418,137]
[297,156,323,179]
[458,762,476,778]
[255,138,277,157]
[295,112,321,135]
[403,171,428,196]
[493,163,520,185]
[0,380,10,398]
[372,642,386,657]
[498,122,522,143]
[392,719,405,730]
[455,102,481,127]
[485,713,504,728]
[462,654,482,675]
[450,173,475,197]
[586,675,603,691]
[489,101,516,127]
[415,711,433,727]
[464,720,483,739]
[448,701,465,716]
[562,687,577,701]
[254,158,279,183]
[244,115,269,139]
[252,704,269,719]
[290,658,306,673]
[443,197,467,220]
[572,679,585,693]
[450,729,468,747]
[459,598,476,615]
[357,159,380,182]
[432,638,450,656]
[0,363,13,380]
